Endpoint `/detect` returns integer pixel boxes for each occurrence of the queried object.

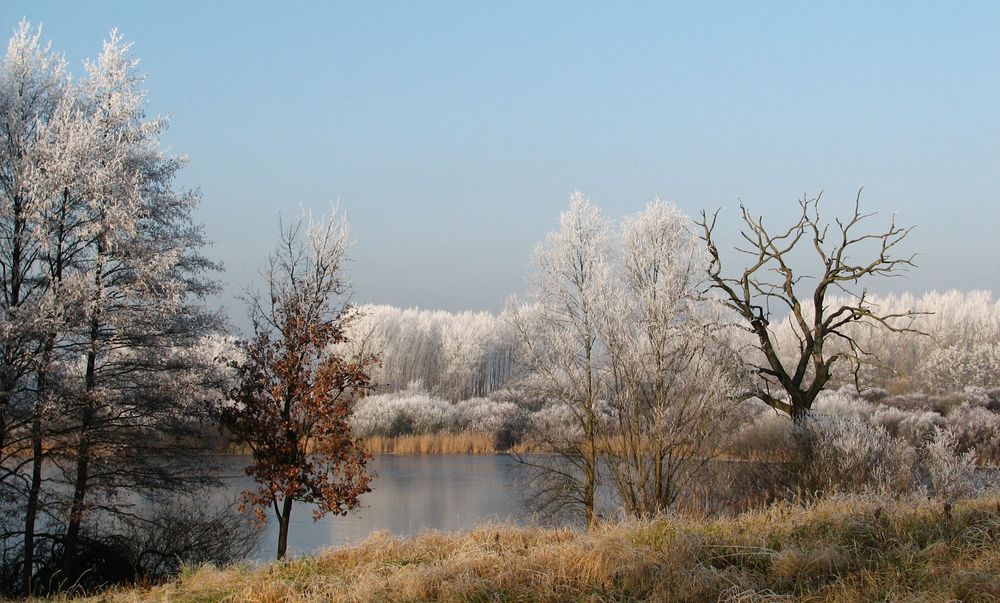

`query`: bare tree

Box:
[696,191,923,421]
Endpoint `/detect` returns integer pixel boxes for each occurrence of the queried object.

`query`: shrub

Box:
[921,427,982,500]
[812,389,876,421]
[871,407,945,448]
[943,404,1000,463]
[351,392,530,448]
[803,415,917,496]
[351,393,457,437]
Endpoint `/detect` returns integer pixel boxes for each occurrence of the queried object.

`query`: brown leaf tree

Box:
[223,211,376,560]
[696,191,924,422]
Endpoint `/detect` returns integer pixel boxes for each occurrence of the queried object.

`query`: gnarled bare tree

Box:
[696,191,924,421]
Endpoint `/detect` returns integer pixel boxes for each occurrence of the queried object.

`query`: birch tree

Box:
[0,21,68,490]
[0,24,224,593]
[0,23,74,594]
[32,30,220,587]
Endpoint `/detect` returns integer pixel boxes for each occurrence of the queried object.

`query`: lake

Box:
[214,454,532,562]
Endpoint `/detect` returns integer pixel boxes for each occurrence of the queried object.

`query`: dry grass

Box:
[227,433,592,456]
[44,494,1000,602]
[361,433,549,455]
[362,433,497,454]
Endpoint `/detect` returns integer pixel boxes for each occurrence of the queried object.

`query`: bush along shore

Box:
[46,494,1000,602]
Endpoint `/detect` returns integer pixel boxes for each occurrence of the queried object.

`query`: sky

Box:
[4,2,999,327]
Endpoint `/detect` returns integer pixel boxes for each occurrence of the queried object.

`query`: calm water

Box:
[214,454,530,562]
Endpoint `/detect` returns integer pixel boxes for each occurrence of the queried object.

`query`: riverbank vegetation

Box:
[47,494,1000,602]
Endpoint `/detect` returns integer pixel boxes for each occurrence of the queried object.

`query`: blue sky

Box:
[4,2,998,324]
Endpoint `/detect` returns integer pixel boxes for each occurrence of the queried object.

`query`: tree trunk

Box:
[584,441,597,529]
[59,434,90,584]
[790,402,811,426]
[21,409,43,595]
[1,197,27,468]
[24,326,59,595]
[276,496,294,560]
[61,256,101,582]
[28,194,69,594]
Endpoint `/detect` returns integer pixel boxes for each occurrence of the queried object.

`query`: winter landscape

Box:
[1,3,999,602]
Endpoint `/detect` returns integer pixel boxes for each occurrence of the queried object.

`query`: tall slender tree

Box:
[50,31,223,583]
[0,23,75,594]
[601,200,739,514]
[505,193,611,527]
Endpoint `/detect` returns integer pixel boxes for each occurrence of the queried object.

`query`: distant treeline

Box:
[342,305,518,400]
[343,289,1000,401]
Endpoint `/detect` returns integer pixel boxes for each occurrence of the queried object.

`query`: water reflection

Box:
[216,454,530,562]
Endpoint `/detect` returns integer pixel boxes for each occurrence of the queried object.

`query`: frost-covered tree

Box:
[505,193,612,527]
[764,290,996,395]
[37,30,222,586]
[341,305,516,400]
[601,199,741,514]
[0,20,69,484]
[223,210,376,560]
[0,25,223,593]
[0,23,72,593]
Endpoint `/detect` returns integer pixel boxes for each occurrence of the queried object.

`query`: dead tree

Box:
[696,191,924,421]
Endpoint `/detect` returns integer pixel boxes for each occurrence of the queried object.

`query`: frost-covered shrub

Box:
[452,398,529,449]
[921,428,982,500]
[805,416,917,496]
[883,392,965,416]
[960,386,992,408]
[727,406,798,460]
[460,397,526,447]
[726,396,875,461]
[883,392,930,411]
[944,403,1000,463]
[812,389,875,421]
[896,410,945,447]
[350,392,532,447]
[530,402,585,441]
[723,410,917,505]
[869,405,908,437]
[453,398,518,432]
[859,387,888,402]
[351,393,458,437]
[871,406,945,448]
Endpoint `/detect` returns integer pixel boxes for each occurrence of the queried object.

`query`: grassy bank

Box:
[53,495,1000,602]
